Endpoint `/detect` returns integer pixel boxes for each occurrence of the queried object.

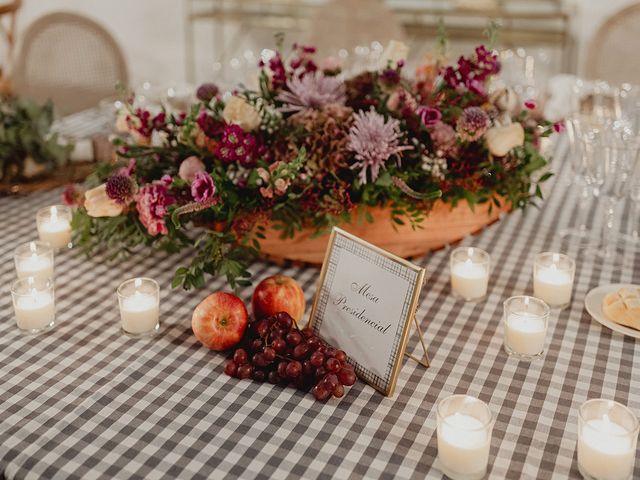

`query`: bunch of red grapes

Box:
[224,312,357,401]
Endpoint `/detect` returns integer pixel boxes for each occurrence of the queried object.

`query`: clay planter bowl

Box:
[259,199,510,265]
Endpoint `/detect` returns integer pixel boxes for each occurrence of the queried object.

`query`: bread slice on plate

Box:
[602,287,640,331]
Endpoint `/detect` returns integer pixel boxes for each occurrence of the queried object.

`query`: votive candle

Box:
[36,205,72,250]
[437,394,495,480]
[14,241,54,281]
[450,247,490,302]
[577,399,639,480]
[533,252,575,309]
[11,277,56,333]
[503,295,550,360]
[117,277,160,336]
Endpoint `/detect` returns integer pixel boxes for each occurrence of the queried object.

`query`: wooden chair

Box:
[0,0,21,94]
[586,3,640,85]
[13,12,128,116]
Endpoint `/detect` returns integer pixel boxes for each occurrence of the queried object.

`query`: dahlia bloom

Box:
[456,107,490,142]
[136,183,176,236]
[347,109,411,184]
[277,72,346,113]
[191,171,216,203]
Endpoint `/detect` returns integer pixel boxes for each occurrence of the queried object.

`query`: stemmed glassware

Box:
[583,122,640,263]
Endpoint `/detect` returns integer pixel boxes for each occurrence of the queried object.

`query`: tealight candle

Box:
[450,247,490,301]
[14,241,54,281]
[11,277,56,333]
[503,295,550,360]
[36,205,72,250]
[437,394,495,480]
[533,252,575,309]
[577,399,639,480]
[117,277,160,336]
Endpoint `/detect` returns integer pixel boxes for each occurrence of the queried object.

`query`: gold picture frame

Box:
[308,227,429,397]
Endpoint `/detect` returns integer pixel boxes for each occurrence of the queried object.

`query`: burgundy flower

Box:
[267,54,287,90]
[105,174,137,205]
[191,171,216,203]
[196,83,219,102]
[524,99,537,110]
[215,124,259,167]
[417,106,442,127]
[62,184,82,207]
[196,111,225,138]
[553,121,565,133]
[135,183,176,236]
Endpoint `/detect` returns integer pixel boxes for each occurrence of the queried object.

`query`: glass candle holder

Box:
[450,247,490,302]
[36,205,72,250]
[117,278,160,337]
[11,277,56,334]
[437,394,495,480]
[578,399,639,480]
[533,252,575,309]
[14,241,54,281]
[503,295,550,361]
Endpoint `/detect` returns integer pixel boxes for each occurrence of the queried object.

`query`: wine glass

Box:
[584,122,640,263]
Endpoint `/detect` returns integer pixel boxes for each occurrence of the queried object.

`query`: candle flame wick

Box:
[29,242,37,253]
[50,206,58,222]
[467,247,474,258]
[552,253,560,263]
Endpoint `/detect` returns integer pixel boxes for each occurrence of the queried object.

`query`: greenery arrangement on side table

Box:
[0,96,72,183]
[67,36,560,290]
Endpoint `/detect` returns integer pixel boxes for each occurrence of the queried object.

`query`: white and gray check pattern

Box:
[1,140,639,479]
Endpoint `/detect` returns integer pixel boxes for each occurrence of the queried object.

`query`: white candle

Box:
[578,416,635,480]
[533,253,574,308]
[438,412,491,479]
[505,312,546,356]
[14,290,55,331]
[14,241,54,281]
[37,206,72,249]
[118,278,160,335]
[451,259,489,300]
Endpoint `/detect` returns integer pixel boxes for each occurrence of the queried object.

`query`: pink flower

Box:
[118,158,136,177]
[553,121,565,133]
[417,106,442,127]
[430,121,458,157]
[524,99,537,110]
[178,156,206,182]
[191,171,216,203]
[135,183,176,236]
[216,124,260,167]
[62,184,82,207]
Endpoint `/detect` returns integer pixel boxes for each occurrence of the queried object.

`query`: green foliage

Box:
[0,96,72,182]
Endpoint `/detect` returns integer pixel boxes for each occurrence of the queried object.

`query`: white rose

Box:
[222,96,261,131]
[379,40,409,69]
[84,184,123,217]
[485,123,525,157]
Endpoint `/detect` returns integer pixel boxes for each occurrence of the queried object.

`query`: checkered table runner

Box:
[1,140,639,479]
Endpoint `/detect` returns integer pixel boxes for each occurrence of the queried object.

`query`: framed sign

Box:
[309,227,429,396]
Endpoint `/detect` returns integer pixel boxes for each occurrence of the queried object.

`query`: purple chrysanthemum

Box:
[277,72,346,113]
[347,109,412,184]
[191,171,216,203]
[196,83,219,102]
[456,107,490,142]
[105,174,137,205]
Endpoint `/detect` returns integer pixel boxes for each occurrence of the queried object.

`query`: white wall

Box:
[13,0,640,88]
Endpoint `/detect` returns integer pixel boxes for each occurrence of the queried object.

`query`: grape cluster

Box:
[224,312,357,401]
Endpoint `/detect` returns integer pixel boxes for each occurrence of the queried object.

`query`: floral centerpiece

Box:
[68,38,559,290]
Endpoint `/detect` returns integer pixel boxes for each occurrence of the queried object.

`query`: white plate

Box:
[584,283,640,339]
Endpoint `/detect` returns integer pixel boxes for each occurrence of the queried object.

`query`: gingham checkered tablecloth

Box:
[1,141,639,480]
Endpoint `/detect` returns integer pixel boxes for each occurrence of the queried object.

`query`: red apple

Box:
[192,292,248,351]
[251,275,305,324]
